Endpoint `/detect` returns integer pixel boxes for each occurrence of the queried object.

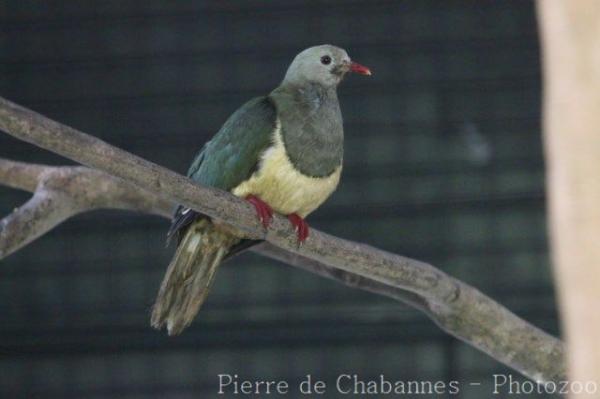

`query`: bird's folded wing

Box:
[167,96,277,244]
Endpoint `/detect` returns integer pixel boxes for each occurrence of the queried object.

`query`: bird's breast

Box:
[232,123,341,217]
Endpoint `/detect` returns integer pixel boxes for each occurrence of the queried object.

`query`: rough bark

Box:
[0,95,565,382]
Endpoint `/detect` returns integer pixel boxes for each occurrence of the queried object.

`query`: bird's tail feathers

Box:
[151,219,237,335]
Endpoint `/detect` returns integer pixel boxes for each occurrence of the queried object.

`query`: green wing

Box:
[187,96,276,191]
[167,96,276,243]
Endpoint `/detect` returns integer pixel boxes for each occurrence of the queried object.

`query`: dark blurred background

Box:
[0,1,559,398]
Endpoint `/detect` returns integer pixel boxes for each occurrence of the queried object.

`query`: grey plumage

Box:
[271,82,343,177]
[274,45,349,177]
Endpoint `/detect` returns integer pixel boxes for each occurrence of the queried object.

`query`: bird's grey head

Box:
[282,44,371,88]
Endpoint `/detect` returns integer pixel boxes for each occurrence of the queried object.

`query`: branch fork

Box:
[0,96,566,382]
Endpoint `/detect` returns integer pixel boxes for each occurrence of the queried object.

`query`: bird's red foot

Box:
[246,195,273,228]
[287,213,309,244]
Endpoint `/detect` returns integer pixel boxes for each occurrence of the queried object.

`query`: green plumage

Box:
[154,97,277,335]
[187,96,276,191]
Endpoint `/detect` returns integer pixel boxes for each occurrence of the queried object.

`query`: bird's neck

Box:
[275,81,338,106]
[270,83,344,178]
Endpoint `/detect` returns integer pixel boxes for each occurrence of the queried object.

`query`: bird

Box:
[151,44,371,335]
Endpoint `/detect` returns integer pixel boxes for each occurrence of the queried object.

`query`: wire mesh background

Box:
[0,1,559,398]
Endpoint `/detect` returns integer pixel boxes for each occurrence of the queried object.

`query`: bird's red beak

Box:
[349,61,372,76]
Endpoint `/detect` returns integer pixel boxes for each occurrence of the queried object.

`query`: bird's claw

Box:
[246,195,273,229]
[287,213,309,245]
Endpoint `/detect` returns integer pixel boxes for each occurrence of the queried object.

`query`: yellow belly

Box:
[232,124,341,217]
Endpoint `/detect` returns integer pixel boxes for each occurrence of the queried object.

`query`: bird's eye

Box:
[320,55,332,65]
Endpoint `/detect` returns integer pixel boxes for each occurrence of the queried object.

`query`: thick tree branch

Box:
[0,158,46,192]
[0,160,172,258]
[0,96,565,382]
[1,188,72,257]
